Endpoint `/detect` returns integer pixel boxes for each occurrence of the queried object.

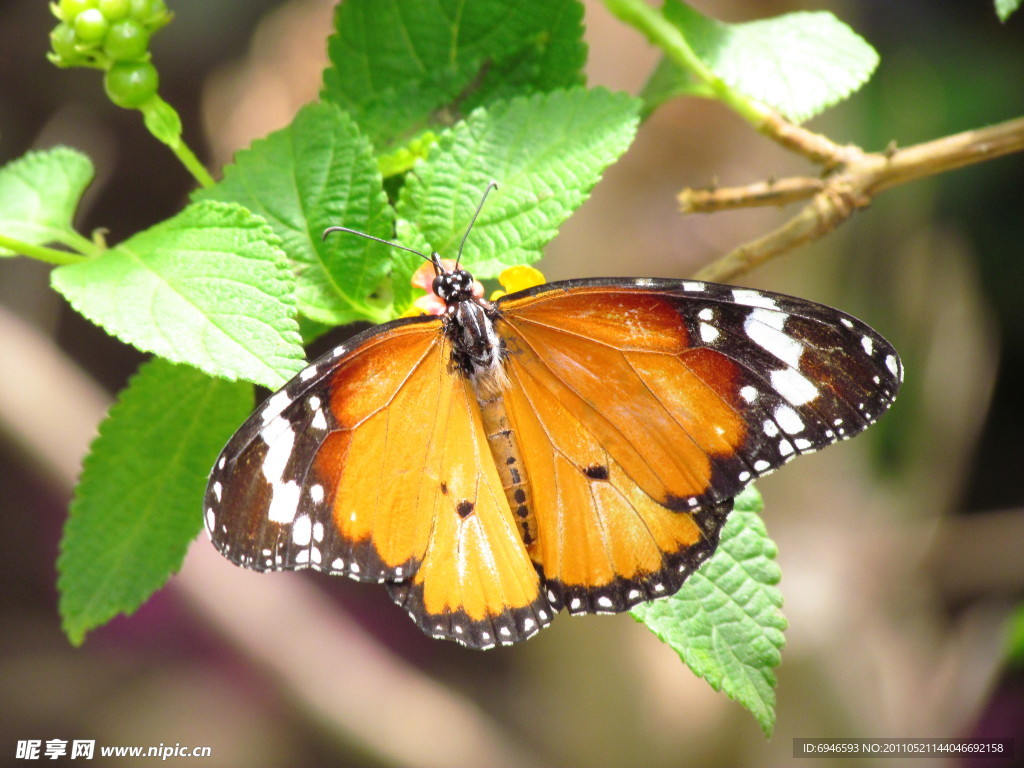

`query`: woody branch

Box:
[689,113,1024,283]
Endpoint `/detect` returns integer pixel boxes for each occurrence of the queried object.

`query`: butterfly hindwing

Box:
[205,316,550,649]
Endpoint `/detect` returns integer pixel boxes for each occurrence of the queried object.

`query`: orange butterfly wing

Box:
[208,274,901,648]
[494,279,900,613]
[205,318,552,648]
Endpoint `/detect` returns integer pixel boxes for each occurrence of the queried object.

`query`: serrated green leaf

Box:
[996,0,1021,22]
[663,2,879,123]
[322,0,586,150]
[0,147,93,256]
[58,359,253,645]
[391,87,641,310]
[631,487,786,736]
[51,200,304,389]
[195,102,393,325]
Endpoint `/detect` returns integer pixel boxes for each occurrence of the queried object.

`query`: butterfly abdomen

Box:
[476,392,537,548]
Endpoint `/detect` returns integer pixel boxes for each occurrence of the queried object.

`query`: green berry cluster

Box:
[49,0,172,108]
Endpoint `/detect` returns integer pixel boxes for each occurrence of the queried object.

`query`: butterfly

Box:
[204,185,902,650]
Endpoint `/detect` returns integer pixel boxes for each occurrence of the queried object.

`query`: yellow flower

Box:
[490,265,546,300]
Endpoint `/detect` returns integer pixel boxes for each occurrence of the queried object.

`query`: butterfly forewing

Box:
[497,278,901,497]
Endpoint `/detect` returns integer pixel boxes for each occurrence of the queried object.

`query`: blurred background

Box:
[2,1,1023,766]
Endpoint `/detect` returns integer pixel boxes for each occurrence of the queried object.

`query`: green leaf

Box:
[661,2,879,123]
[996,0,1021,22]
[58,358,253,645]
[322,0,586,150]
[195,102,393,325]
[631,487,786,737]
[51,200,305,389]
[0,147,93,255]
[391,87,641,310]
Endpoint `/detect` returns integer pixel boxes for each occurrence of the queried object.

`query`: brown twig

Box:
[692,114,1024,283]
[757,111,863,168]
[679,176,825,213]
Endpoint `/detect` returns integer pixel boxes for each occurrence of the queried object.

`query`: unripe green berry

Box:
[73,7,109,42]
[104,60,158,108]
[59,0,97,21]
[104,18,149,61]
[127,0,153,21]
[98,0,130,21]
[50,22,82,62]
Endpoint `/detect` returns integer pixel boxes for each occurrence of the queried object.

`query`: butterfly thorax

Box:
[437,262,507,391]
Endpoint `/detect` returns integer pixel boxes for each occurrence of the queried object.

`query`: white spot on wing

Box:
[682,281,705,292]
[261,423,295,484]
[300,366,318,382]
[311,409,328,431]
[261,389,293,423]
[699,322,720,343]
[770,368,819,406]
[861,335,874,355]
[745,308,801,367]
[205,508,215,533]
[740,386,758,403]
[268,480,301,524]
[291,514,312,546]
[731,288,780,310]
[774,404,805,434]
[310,484,324,504]
[886,354,899,376]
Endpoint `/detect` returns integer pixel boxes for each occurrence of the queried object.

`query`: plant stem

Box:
[172,140,215,188]
[0,234,89,265]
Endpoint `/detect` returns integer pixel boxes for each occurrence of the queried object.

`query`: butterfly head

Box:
[430,256,478,306]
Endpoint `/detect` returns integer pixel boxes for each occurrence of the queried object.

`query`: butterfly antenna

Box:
[455,180,498,268]
[322,226,432,263]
